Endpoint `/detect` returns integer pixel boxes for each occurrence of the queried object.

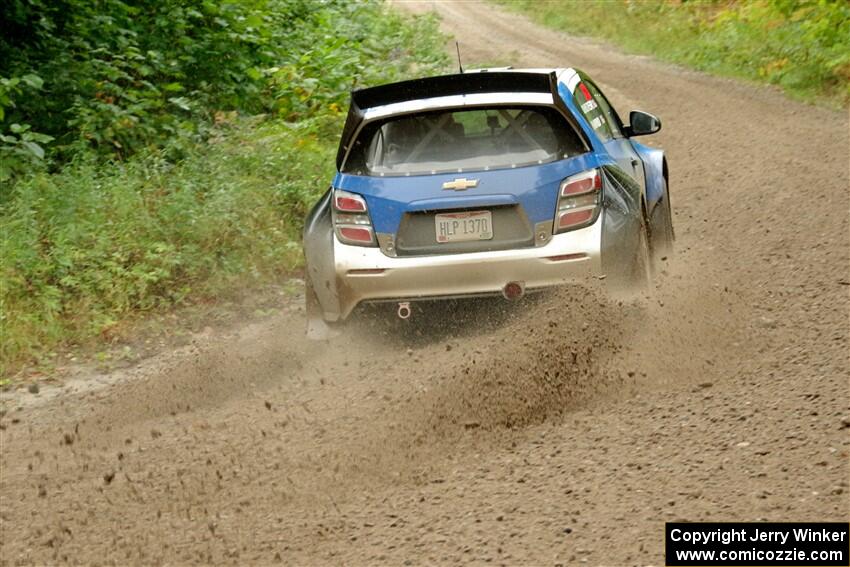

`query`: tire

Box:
[631,214,653,290]
[651,177,675,263]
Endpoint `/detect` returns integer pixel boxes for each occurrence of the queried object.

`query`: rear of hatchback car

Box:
[304,71,637,335]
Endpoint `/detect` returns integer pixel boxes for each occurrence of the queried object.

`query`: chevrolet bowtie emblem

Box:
[442,178,479,191]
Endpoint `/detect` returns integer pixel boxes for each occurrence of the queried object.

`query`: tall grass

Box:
[498,0,850,107]
[1,119,328,371]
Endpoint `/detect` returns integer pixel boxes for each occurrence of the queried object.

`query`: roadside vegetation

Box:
[499,0,850,107]
[0,0,448,378]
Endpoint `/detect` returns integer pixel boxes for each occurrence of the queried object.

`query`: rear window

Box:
[342,106,586,176]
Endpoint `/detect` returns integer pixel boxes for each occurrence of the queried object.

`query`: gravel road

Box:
[1,1,848,565]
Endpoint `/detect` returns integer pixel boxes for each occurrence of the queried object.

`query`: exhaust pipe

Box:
[397,302,412,320]
[502,281,525,301]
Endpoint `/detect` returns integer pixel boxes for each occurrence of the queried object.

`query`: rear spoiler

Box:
[335,71,587,170]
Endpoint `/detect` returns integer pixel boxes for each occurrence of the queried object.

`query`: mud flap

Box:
[303,189,343,339]
[306,317,341,341]
[305,276,340,340]
[599,166,651,292]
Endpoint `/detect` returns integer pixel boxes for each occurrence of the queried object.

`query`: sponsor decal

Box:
[581,99,598,113]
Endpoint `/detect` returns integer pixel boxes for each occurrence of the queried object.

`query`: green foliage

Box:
[0,0,448,172]
[1,119,325,370]
[499,0,850,106]
[0,74,53,181]
[0,1,448,375]
[268,2,447,125]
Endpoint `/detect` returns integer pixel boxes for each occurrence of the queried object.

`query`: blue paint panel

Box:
[558,74,667,214]
[332,153,607,234]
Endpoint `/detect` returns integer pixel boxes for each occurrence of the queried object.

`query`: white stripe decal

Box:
[564,69,581,93]
[364,92,555,120]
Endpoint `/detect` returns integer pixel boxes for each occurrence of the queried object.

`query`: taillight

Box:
[554,169,602,233]
[332,189,376,246]
[560,169,601,196]
[334,191,367,213]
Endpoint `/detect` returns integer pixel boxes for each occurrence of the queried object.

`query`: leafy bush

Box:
[499,0,850,106]
[0,1,448,375]
[2,120,323,367]
[0,74,53,182]
[0,0,448,173]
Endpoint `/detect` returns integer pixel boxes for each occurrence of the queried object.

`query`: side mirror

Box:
[626,110,661,137]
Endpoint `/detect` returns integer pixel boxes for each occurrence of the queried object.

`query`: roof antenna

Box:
[455,41,464,74]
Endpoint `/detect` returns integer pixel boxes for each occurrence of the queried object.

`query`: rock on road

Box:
[1,1,848,565]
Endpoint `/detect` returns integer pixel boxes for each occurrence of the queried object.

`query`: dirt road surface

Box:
[1,1,848,565]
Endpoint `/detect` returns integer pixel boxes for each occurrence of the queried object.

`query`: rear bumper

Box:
[323,217,602,321]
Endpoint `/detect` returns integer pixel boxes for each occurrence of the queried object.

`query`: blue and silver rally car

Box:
[304,69,673,337]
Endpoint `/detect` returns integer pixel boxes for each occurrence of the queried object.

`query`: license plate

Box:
[435,210,493,243]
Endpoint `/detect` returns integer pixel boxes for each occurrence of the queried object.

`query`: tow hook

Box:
[397,302,412,320]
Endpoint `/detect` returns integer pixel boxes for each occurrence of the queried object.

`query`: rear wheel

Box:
[651,177,675,263]
[631,214,653,290]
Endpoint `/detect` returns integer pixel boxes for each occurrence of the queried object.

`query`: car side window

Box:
[583,79,625,139]
[573,80,613,141]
